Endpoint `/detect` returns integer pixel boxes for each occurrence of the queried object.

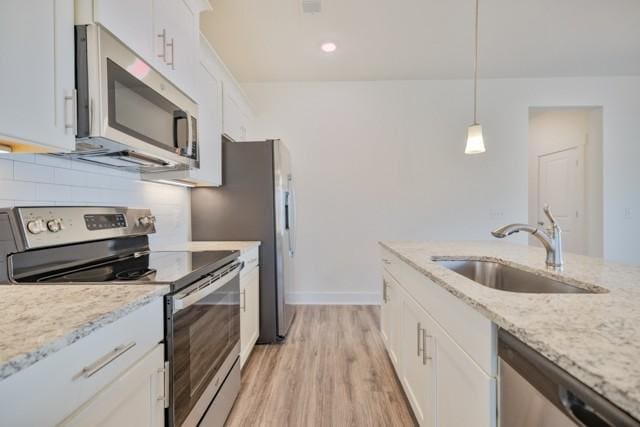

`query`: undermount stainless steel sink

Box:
[433,259,604,294]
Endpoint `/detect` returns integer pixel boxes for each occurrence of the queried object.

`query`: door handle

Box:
[173,263,241,313]
[417,323,423,357]
[64,89,77,135]
[382,279,389,303]
[157,29,167,62]
[79,341,136,378]
[241,289,247,312]
[423,331,432,365]
[166,37,175,69]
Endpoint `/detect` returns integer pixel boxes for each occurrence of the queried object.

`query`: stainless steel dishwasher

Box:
[499,329,640,427]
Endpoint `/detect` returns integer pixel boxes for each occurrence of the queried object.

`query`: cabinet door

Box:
[153,0,197,98]
[190,59,222,186]
[222,87,250,142]
[240,267,260,367]
[60,345,165,427]
[382,272,403,369]
[434,323,497,427]
[401,294,436,427]
[248,267,260,350]
[0,0,75,152]
[93,0,153,60]
[381,276,392,346]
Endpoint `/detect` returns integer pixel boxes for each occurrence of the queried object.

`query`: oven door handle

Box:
[172,263,242,314]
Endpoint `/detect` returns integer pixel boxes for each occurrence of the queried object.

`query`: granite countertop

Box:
[156,241,261,254]
[380,240,640,420]
[0,284,170,381]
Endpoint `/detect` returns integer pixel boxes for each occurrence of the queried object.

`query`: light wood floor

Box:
[226,305,417,427]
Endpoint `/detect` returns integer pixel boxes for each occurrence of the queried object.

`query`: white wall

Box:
[0,154,190,247]
[244,76,640,304]
[527,109,603,257]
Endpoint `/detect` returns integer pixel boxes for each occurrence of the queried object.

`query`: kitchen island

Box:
[380,240,640,423]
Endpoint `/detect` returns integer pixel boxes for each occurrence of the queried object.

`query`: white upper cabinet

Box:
[223,86,251,142]
[0,0,76,152]
[77,0,207,100]
[152,0,198,98]
[189,60,222,185]
[143,35,223,186]
[91,0,154,60]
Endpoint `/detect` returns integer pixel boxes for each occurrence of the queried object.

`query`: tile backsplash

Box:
[0,154,190,247]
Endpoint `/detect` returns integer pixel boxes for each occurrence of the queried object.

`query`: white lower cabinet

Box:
[60,344,165,427]
[0,299,165,427]
[381,252,497,427]
[400,291,436,427]
[433,325,496,427]
[240,248,261,367]
[381,271,402,368]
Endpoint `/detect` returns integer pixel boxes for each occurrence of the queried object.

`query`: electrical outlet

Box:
[624,208,633,220]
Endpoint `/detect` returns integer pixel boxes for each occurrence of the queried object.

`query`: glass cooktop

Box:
[25,250,237,286]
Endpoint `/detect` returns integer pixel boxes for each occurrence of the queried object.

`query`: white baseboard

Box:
[287,292,381,305]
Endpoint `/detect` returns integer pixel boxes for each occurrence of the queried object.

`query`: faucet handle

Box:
[543,205,561,231]
[542,204,558,227]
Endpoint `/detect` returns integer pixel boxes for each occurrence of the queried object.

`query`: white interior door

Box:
[537,146,585,254]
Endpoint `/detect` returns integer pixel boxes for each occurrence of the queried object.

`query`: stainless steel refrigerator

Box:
[191,139,296,343]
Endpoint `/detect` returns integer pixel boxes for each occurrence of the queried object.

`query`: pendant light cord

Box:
[473,0,479,125]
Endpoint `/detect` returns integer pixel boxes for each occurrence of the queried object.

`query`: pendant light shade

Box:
[465,0,486,155]
[465,124,485,154]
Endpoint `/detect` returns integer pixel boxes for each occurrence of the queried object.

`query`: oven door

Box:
[167,262,241,427]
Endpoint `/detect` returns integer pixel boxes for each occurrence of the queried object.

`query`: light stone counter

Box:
[156,241,260,254]
[0,284,169,381]
[380,240,640,420]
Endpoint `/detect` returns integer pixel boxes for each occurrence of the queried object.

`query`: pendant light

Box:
[465,0,486,154]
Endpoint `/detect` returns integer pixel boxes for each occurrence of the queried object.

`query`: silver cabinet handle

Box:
[166,37,175,69]
[382,279,388,303]
[241,289,247,312]
[157,29,167,62]
[382,259,392,265]
[417,322,423,356]
[64,89,77,135]
[423,331,432,365]
[80,341,136,378]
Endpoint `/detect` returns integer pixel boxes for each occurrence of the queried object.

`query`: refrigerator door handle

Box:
[286,176,296,257]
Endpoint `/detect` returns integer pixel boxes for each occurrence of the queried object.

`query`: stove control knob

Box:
[27,219,46,234]
[138,216,156,226]
[47,219,63,233]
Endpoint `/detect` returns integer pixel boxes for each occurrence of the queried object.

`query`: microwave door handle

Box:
[187,113,195,158]
[172,263,241,314]
[173,111,188,154]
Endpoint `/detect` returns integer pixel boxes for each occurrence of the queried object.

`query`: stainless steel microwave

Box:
[71,25,198,172]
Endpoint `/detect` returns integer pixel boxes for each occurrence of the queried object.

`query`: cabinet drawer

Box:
[381,248,497,376]
[0,298,164,427]
[240,246,260,277]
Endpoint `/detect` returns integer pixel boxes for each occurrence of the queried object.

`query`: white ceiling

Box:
[201,0,640,82]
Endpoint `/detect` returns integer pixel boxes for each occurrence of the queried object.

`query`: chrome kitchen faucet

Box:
[491,205,564,270]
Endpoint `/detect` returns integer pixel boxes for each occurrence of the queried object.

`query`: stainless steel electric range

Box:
[0,206,241,427]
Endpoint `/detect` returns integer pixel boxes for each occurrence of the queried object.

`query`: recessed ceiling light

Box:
[320,42,337,53]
